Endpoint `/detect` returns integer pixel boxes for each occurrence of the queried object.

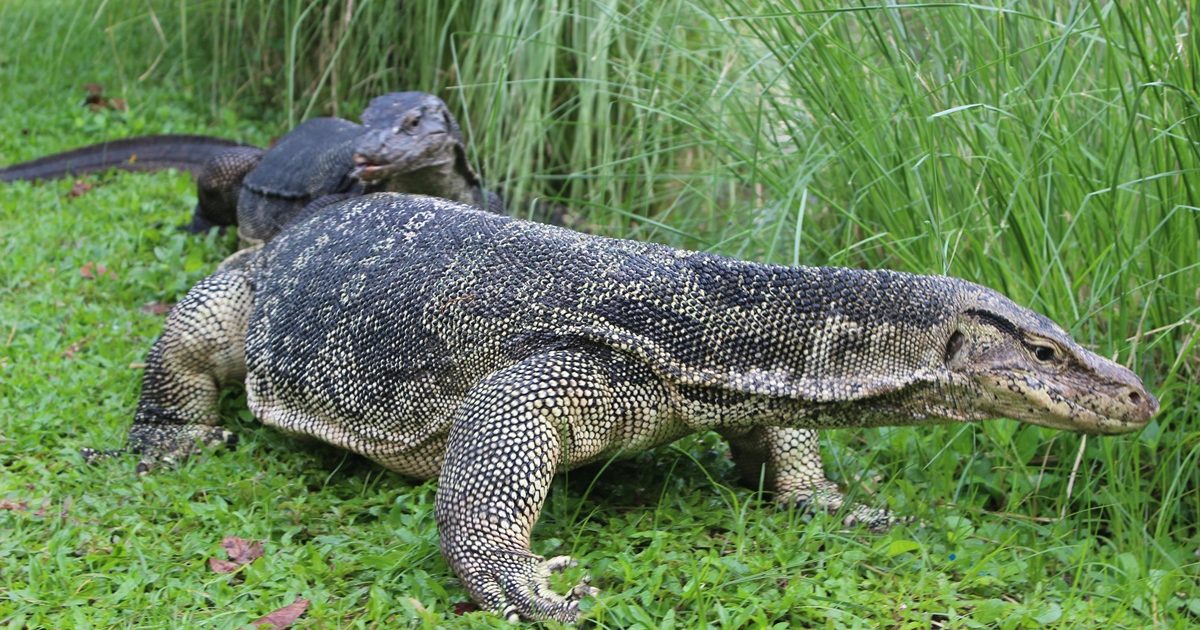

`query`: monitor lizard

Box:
[83,193,1157,622]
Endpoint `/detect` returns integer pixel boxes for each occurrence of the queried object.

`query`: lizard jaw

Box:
[967,370,1158,435]
[351,142,456,183]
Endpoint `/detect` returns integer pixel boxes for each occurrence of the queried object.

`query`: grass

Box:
[1,0,1197,627]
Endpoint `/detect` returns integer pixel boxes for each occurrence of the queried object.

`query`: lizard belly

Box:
[245,369,455,479]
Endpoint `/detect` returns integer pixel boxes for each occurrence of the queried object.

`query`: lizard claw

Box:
[471,553,598,622]
[569,577,600,600]
[841,504,907,533]
[782,478,905,533]
[79,446,125,464]
[544,555,578,573]
[120,423,238,474]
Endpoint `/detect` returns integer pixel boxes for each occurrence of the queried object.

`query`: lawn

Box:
[1,1,1197,628]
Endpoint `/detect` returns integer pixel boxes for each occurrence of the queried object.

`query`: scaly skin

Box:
[87,193,1158,622]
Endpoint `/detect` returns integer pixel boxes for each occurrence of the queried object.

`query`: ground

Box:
[1,1,1196,628]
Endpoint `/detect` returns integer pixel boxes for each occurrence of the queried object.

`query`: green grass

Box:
[1,0,1197,627]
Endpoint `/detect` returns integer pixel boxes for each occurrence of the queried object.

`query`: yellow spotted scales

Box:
[86,192,1158,622]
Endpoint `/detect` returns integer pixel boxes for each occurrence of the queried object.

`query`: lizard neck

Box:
[675,379,984,433]
[378,160,479,206]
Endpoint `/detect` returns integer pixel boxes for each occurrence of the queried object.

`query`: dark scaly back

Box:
[416,199,967,401]
[242,118,363,198]
[248,193,970,425]
[237,118,365,242]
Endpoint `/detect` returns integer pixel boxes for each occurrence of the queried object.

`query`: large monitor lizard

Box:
[84,193,1157,622]
[1,92,501,245]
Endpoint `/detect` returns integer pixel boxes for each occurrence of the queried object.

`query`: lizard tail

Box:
[0,134,257,182]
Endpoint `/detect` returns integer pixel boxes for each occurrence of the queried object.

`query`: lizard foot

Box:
[80,446,125,464]
[782,478,905,533]
[126,423,237,473]
[471,552,599,623]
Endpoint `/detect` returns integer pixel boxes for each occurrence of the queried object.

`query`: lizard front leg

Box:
[82,269,252,471]
[436,350,606,622]
[721,426,899,532]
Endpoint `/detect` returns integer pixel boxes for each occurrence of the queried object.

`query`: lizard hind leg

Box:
[187,147,265,232]
[92,269,254,472]
[722,426,900,532]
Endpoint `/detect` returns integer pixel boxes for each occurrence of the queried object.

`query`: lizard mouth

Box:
[351,156,390,182]
[351,143,456,183]
[976,372,1157,435]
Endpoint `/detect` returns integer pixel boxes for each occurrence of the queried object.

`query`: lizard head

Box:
[351,92,469,184]
[940,285,1157,434]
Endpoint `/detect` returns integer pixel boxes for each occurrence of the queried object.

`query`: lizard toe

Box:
[79,446,125,464]
[125,423,238,473]
[842,504,902,533]
[493,554,596,622]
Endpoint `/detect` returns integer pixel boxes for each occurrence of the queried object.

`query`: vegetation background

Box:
[1,0,1196,627]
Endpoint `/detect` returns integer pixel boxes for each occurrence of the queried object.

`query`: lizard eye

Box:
[395,114,421,135]
[1033,345,1057,362]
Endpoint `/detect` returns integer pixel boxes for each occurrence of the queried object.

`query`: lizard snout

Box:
[1123,387,1158,425]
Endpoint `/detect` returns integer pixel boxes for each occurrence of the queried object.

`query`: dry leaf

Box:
[251,597,309,629]
[82,83,104,106]
[81,83,128,111]
[0,499,27,511]
[452,601,479,615]
[208,558,242,574]
[79,261,115,280]
[209,536,264,573]
[69,180,94,198]
[140,302,173,316]
[62,337,90,360]
[223,536,264,563]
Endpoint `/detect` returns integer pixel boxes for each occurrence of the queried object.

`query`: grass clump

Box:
[0,0,1196,627]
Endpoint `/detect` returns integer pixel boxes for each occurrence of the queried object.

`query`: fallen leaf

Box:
[223,536,265,563]
[208,556,241,571]
[83,84,107,111]
[209,558,242,573]
[62,336,91,359]
[452,601,479,615]
[140,302,173,316]
[69,179,94,198]
[209,536,264,573]
[251,597,309,629]
[80,84,127,111]
[82,82,104,105]
[0,499,28,511]
[79,261,115,280]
